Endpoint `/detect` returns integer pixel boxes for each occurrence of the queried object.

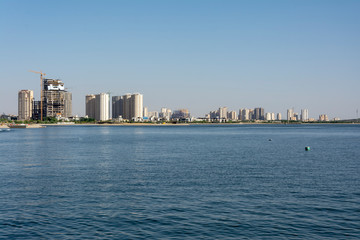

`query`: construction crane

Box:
[29,70,46,121]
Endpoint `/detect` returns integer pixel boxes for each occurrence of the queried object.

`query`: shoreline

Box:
[2,122,359,128]
[42,122,360,127]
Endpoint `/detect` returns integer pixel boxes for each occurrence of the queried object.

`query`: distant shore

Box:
[42,122,360,127]
[2,122,359,129]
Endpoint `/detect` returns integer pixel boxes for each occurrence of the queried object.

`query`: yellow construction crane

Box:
[29,70,46,121]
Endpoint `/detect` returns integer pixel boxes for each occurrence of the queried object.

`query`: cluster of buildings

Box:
[205,107,282,122]
[14,74,339,123]
[204,107,334,122]
[145,108,190,122]
[85,93,191,122]
[16,73,192,122]
[85,93,144,121]
[286,108,332,122]
[18,78,72,121]
[287,108,310,121]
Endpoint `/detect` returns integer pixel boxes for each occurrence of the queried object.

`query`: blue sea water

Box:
[0,124,359,239]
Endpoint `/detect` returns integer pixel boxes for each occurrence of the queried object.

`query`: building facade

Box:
[95,93,110,121]
[254,107,264,120]
[241,108,250,121]
[228,111,237,121]
[18,90,34,120]
[42,79,72,119]
[301,109,309,122]
[143,107,148,118]
[172,109,190,119]
[219,107,228,119]
[85,94,96,119]
[112,93,143,121]
[319,114,329,122]
[112,96,123,119]
[287,108,294,121]
[86,93,110,121]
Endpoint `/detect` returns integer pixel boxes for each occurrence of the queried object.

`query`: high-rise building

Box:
[238,109,243,120]
[277,113,282,121]
[130,93,143,120]
[319,114,329,122]
[241,108,250,121]
[112,96,123,119]
[265,112,275,121]
[254,107,264,120]
[41,79,72,119]
[271,113,275,121]
[301,109,309,122]
[32,101,41,120]
[159,107,172,120]
[265,112,272,121]
[86,94,96,119]
[172,109,190,119]
[287,108,294,121]
[122,94,132,120]
[111,93,143,121]
[85,93,110,121]
[18,90,34,120]
[228,111,237,120]
[143,107,148,118]
[208,111,216,119]
[95,93,110,121]
[219,107,228,119]
[294,113,299,121]
[63,92,72,118]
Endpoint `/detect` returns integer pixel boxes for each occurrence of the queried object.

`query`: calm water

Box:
[0,124,359,239]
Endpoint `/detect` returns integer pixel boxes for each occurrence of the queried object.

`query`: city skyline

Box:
[1,1,359,119]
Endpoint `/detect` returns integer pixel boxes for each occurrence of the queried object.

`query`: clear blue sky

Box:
[1,0,359,119]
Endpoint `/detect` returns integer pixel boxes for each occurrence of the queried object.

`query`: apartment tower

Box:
[86,93,110,121]
[18,90,34,120]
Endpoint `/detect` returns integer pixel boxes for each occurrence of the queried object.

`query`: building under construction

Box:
[32,78,72,120]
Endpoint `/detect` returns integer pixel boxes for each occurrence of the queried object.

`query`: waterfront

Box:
[0,125,359,239]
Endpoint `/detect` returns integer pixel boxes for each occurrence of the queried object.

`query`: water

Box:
[0,124,359,239]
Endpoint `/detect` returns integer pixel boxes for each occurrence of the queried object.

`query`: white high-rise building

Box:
[319,114,329,122]
[228,111,237,120]
[287,108,294,121]
[18,90,34,120]
[265,113,272,121]
[271,113,275,121]
[143,107,148,118]
[131,93,143,120]
[265,112,276,121]
[277,113,282,121]
[112,93,143,121]
[301,109,309,122]
[242,108,250,121]
[95,93,110,121]
[85,93,110,121]
[219,107,228,119]
[159,107,172,120]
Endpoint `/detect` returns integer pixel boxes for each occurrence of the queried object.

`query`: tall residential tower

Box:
[18,90,34,120]
[112,93,143,121]
[86,93,110,121]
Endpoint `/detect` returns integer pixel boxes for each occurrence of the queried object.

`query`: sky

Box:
[0,0,359,119]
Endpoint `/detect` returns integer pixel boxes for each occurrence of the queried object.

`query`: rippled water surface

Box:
[0,124,359,239]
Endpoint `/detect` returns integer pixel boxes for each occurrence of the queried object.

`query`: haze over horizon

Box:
[1,0,359,119]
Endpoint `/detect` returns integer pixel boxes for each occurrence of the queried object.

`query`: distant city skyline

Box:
[1,1,359,119]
